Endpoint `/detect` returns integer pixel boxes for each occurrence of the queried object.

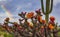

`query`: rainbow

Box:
[1,5,14,20]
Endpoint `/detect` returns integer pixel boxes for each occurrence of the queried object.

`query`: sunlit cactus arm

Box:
[41,0,46,15]
[49,0,53,14]
[45,0,51,24]
[41,0,53,24]
[46,0,50,14]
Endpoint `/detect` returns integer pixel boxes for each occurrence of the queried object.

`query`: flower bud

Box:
[50,16,55,22]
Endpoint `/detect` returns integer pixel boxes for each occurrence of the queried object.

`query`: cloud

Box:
[54,0,60,6]
[25,3,32,8]
[14,3,32,13]
[15,5,22,13]
[0,0,12,1]
[0,0,13,5]
[0,0,6,1]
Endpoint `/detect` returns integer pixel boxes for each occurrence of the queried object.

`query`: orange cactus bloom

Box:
[50,16,55,21]
[41,26,44,29]
[42,20,46,24]
[48,24,54,30]
[37,15,42,23]
[26,12,34,18]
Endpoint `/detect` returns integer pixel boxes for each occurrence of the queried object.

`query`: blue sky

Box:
[0,0,60,25]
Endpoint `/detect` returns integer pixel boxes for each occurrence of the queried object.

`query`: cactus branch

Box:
[49,0,53,14]
[41,0,46,15]
[45,0,50,24]
[46,0,50,14]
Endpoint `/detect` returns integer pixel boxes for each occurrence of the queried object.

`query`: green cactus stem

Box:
[41,0,53,24]
[41,0,53,37]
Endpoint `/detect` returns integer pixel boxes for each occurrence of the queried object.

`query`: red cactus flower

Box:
[50,16,55,22]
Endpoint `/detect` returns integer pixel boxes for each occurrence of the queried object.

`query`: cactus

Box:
[41,0,53,37]
[1,0,60,37]
[41,0,53,24]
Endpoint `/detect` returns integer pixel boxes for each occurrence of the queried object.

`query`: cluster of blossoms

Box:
[0,9,59,37]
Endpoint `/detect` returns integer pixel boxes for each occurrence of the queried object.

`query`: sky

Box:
[0,0,60,25]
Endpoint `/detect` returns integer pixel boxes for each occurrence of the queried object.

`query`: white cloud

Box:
[0,0,13,5]
[0,0,6,1]
[0,0,13,1]
[26,3,32,7]
[15,3,32,12]
[16,6,22,11]
[14,5,22,13]
[21,3,32,8]
[54,0,60,6]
